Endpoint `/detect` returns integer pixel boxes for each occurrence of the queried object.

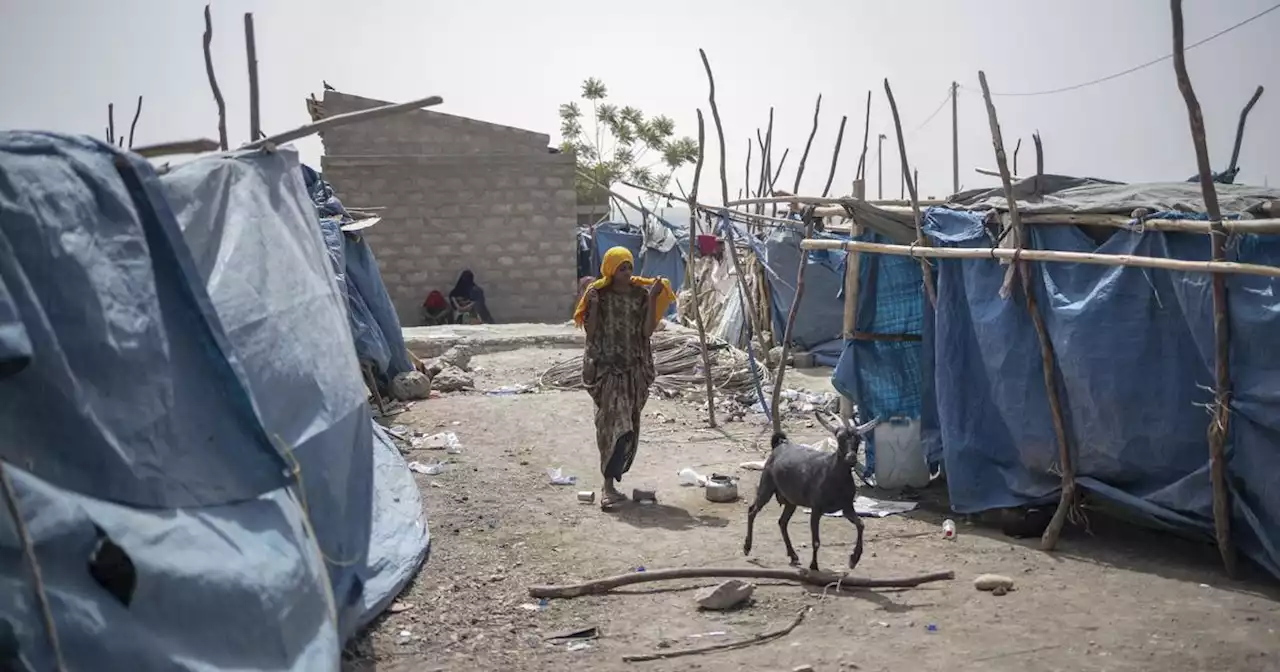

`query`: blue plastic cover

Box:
[924,207,1280,577]
[0,132,338,671]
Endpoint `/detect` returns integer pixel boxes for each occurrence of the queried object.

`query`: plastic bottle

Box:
[942,519,957,540]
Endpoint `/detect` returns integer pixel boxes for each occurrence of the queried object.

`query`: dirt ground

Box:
[344,346,1280,672]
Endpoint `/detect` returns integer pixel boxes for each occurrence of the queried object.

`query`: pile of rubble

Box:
[389,344,477,402]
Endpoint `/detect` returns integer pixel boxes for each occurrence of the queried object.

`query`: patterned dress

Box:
[582,284,656,482]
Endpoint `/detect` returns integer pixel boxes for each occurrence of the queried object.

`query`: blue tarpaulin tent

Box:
[827,176,1280,578]
[0,133,429,671]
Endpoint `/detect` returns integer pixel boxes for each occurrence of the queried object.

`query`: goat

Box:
[743,411,880,571]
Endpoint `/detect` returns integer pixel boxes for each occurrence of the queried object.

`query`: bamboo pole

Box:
[800,238,1280,279]
[840,179,866,422]
[132,138,222,158]
[700,48,774,405]
[2,463,67,672]
[621,180,811,230]
[978,70,1076,553]
[245,95,443,149]
[883,78,937,307]
[244,13,261,141]
[687,109,718,428]
[1170,0,1236,578]
[792,94,823,193]
[202,4,229,151]
[771,213,816,434]
[821,115,848,198]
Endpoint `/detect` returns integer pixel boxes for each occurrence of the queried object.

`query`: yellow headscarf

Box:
[573,246,677,328]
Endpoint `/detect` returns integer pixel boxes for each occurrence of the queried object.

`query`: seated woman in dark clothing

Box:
[449,270,494,324]
[421,290,452,326]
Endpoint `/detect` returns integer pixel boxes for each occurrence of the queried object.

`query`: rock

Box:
[432,365,475,392]
[390,370,432,401]
[437,345,474,372]
[695,579,755,611]
[973,574,1015,592]
[793,666,815,672]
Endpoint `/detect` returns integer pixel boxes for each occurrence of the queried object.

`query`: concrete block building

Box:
[313,91,578,325]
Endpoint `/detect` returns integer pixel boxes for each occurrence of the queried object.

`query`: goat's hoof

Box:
[787,557,800,567]
[742,545,751,556]
[809,563,820,572]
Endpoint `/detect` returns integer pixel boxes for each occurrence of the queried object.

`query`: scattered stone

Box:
[973,574,1015,593]
[432,365,475,392]
[631,489,657,504]
[435,345,474,372]
[695,579,755,611]
[390,370,432,401]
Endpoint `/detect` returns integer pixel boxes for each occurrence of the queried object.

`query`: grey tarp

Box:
[0,132,338,670]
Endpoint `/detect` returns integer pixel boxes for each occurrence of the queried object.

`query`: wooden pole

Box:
[127,95,143,149]
[771,213,816,434]
[877,134,885,199]
[700,48,774,401]
[792,94,823,193]
[978,70,1076,553]
[951,81,959,195]
[821,115,848,198]
[132,138,222,158]
[2,463,67,672]
[840,179,866,422]
[856,91,871,181]
[244,13,261,141]
[107,103,115,145]
[770,148,791,190]
[245,94,443,149]
[1227,85,1265,174]
[744,138,753,199]
[1013,138,1022,177]
[687,109,718,428]
[800,238,1280,279]
[1170,0,1236,578]
[1033,131,1044,176]
[883,79,937,307]
[203,4,229,151]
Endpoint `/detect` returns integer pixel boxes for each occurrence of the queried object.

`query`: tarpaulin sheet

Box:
[0,132,338,671]
[761,226,845,350]
[924,207,1280,577]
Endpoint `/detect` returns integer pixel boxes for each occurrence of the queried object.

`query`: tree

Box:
[559,77,698,206]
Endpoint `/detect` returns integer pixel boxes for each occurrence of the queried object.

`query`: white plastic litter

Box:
[547,467,577,486]
[407,461,446,475]
[421,431,462,454]
[739,460,766,471]
[678,467,708,486]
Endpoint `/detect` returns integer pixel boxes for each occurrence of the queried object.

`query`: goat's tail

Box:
[769,432,788,449]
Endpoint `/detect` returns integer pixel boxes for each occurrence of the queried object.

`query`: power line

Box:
[872,85,953,162]
[961,2,1280,97]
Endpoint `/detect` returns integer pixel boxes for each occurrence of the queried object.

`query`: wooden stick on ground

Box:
[883,78,937,307]
[244,13,261,141]
[127,95,143,149]
[792,94,823,193]
[1170,0,1236,578]
[202,5,229,150]
[977,71,1076,552]
[529,566,955,599]
[700,48,773,381]
[687,109,717,428]
[623,607,809,662]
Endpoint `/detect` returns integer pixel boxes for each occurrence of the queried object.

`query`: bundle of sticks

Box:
[538,329,769,398]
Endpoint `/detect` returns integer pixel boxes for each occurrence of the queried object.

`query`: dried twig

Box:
[2,463,67,672]
[687,109,717,428]
[127,95,143,149]
[769,148,790,191]
[244,13,261,141]
[529,566,954,599]
[792,94,822,193]
[821,116,848,198]
[1170,0,1235,578]
[203,5,229,150]
[623,607,810,662]
[977,71,1075,552]
[882,78,937,306]
[1012,137,1022,176]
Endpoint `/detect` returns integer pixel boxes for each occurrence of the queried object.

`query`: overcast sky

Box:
[2,0,1278,202]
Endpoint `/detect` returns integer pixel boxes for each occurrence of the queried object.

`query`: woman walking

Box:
[573,247,675,509]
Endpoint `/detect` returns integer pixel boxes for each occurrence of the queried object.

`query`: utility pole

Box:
[877,133,886,199]
[951,81,959,195]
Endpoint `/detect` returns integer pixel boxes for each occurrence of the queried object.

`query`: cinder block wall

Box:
[318,91,578,324]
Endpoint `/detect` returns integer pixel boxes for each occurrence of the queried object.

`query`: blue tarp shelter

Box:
[0,133,429,671]
[830,176,1280,578]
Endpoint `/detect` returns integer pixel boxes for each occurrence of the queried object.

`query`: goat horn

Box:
[813,410,839,434]
[852,416,881,436]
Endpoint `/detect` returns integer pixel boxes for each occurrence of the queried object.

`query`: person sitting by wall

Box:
[421,290,452,326]
[449,270,494,324]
